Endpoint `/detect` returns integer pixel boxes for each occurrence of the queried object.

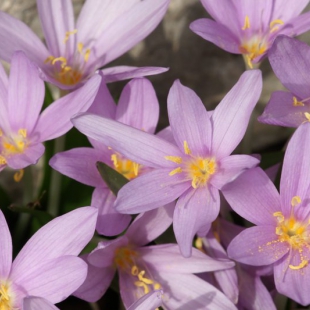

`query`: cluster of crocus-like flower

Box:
[2,0,310,309]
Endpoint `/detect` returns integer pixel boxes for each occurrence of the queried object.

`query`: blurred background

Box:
[1,0,310,309]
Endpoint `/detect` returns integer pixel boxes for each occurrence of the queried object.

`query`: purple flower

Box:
[0,207,97,309]
[50,76,162,236]
[190,0,310,68]
[74,206,237,309]
[0,0,170,89]
[0,51,100,174]
[222,122,310,306]
[72,70,262,257]
[198,219,276,309]
[259,35,310,127]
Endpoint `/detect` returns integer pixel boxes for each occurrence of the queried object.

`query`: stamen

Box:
[63,29,77,44]
[273,211,284,223]
[0,129,2,137]
[195,237,203,250]
[44,56,55,64]
[18,129,27,138]
[111,154,118,168]
[77,42,84,54]
[293,96,304,106]
[134,281,150,294]
[84,49,91,62]
[52,57,67,66]
[244,54,253,69]
[133,162,139,176]
[164,156,183,164]
[192,176,198,189]
[131,265,139,276]
[0,155,6,165]
[169,167,182,176]
[242,15,250,30]
[14,169,24,182]
[289,259,308,270]
[183,141,191,155]
[304,112,310,121]
[269,19,284,33]
[138,270,154,285]
[291,196,301,207]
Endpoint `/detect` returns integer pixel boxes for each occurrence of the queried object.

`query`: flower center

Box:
[273,196,310,270]
[239,15,284,68]
[114,246,161,299]
[44,29,91,86]
[165,141,217,188]
[0,282,14,310]
[111,153,140,180]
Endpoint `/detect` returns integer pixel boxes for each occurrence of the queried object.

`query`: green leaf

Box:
[96,161,129,196]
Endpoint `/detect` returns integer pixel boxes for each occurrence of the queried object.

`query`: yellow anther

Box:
[183,141,191,155]
[273,211,284,223]
[191,176,198,189]
[0,156,6,165]
[270,19,284,29]
[304,112,310,121]
[164,156,183,164]
[77,42,84,54]
[195,237,203,250]
[44,56,55,64]
[63,29,77,43]
[242,15,250,30]
[244,54,253,69]
[293,96,304,106]
[134,281,150,294]
[84,49,91,62]
[291,196,301,207]
[52,57,67,66]
[289,259,308,270]
[138,271,154,285]
[14,169,24,182]
[131,265,139,276]
[133,162,139,176]
[18,129,27,138]
[111,154,118,168]
[169,167,182,176]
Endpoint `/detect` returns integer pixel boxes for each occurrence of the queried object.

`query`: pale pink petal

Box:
[115,169,190,214]
[73,254,115,302]
[49,147,106,187]
[168,79,212,156]
[36,0,75,57]
[126,203,174,246]
[11,207,97,280]
[227,226,289,266]
[116,78,159,134]
[101,66,169,83]
[211,70,262,158]
[127,290,163,310]
[35,74,101,142]
[23,297,59,310]
[8,51,45,133]
[0,210,12,279]
[92,187,131,236]
[173,186,220,257]
[222,167,281,226]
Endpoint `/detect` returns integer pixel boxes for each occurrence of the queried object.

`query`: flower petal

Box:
[222,167,280,226]
[101,66,169,83]
[35,74,101,142]
[168,79,212,156]
[127,290,163,310]
[115,169,190,214]
[36,0,75,57]
[173,186,220,257]
[8,51,45,133]
[116,78,159,134]
[15,256,87,304]
[211,70,262,158]
[72,113,183,168]
[0,210,12,279]
[139,244,234,274]
[0,12,49,64]
[258,90,309,127]
[268,36,310,98]
[73,254,115,302]
[88,0,170,68]
[126,203,174,246]
[190,18,240,54]
[211,154,260,190]
[92,187,131,236]
[49,147,107,187]
[11,207,97,280]
[23,297,59,310]
[227,226,289,266]
[280,122,310,217]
